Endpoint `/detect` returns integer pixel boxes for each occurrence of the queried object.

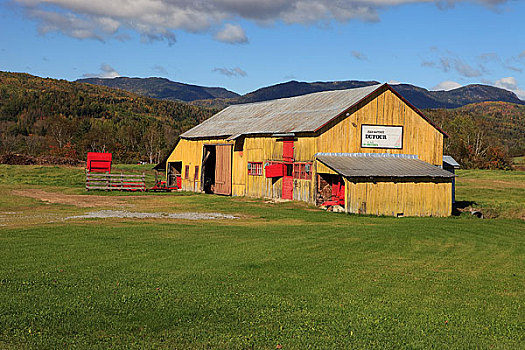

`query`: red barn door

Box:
[282,137,294,200]
[283,139,294,162]
[282,163,293,200]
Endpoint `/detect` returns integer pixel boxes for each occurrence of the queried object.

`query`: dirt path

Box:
[12,189,137,208]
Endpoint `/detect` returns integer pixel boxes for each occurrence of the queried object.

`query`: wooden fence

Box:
[86,172,146,191]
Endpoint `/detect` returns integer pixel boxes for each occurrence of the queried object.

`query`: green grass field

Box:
[0,165,524,348]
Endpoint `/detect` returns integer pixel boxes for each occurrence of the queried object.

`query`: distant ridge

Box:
[77,76,524,110]
[232,80,379,104]
[226,80,524,109]
[391,83,524,109]
[77,77,240,102]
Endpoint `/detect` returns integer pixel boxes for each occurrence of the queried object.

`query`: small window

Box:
[194,166,199,181]
[293,162,312,180]
[248,162,263,176]
[293,163,300,179]
[184,165,190,179]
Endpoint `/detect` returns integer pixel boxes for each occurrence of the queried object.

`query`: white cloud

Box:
[212,67,247,77]
[351,50,367,61]
[152,65,168,75]
[454,60,482,77]
[214,23,248,44]
[388,80,401,85]
[83,64,120,78]
[519,50,525,59]
[422,55,483,78]
[477,52,499,63]
[432,80,462,91]
[494,77,525,100]
[13,0,511,44]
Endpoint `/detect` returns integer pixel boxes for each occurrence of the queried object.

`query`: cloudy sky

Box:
[1,0,524,98]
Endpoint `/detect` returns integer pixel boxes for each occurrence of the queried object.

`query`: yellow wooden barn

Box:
[165,83,454,216]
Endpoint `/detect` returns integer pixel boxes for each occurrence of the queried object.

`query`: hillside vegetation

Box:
[426,101,525,169]
[0,72,216,163]
[1,72,523,168]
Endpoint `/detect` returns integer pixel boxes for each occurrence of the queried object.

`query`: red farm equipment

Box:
[85,152,146,192]
[86,152,112,173]
[149,160,179,192]
[321,176,345,208]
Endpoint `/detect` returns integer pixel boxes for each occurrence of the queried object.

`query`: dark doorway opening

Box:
[167,161,182,188]
[202,146,216,193]
[317,173,345,208]
[201,144,232,195]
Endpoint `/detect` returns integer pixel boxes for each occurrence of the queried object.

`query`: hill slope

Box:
[77,77,240,102]
[425,101,525,168]
[0,72,216,162]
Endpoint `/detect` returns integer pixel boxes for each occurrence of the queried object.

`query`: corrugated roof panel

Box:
[181,84,383,138]
[443,155,460,168]
[316,154,455,178]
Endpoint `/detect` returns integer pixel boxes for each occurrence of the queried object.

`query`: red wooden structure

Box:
[86,152,112,173]
[265,162,284,178]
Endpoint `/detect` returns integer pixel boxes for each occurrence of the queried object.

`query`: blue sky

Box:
[1,0,524,98]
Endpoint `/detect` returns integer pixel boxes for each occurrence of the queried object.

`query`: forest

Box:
[0,72,216,164]
[1,72,523,169]
[426,102,524,169]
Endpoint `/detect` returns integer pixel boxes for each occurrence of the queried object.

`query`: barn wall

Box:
[315,89,444,165]
[345,179,452,217]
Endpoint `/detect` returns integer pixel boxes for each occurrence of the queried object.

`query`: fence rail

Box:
[86,171,146,191]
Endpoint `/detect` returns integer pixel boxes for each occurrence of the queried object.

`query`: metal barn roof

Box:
[316,153,455,178]
[443,155,460,168]
[181,84,383,139]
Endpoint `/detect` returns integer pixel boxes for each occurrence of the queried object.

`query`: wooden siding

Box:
[315,89,443,165]
[345,179,452,217]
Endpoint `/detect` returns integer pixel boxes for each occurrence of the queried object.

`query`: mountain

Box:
[232,80,379,104]
[227,81,524,109]
[392,84,524,109]
[77,77,240,102]
[0,72,217,163]
[77,76,523,109]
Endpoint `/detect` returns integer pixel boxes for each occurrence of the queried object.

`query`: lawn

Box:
[0,165,524,348]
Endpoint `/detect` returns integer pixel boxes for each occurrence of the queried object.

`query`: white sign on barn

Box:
[361,125,403,149]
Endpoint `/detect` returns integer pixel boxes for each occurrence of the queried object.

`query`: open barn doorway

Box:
[201,144,232,195]
[316,173,345,210]
[167,161,182,188]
